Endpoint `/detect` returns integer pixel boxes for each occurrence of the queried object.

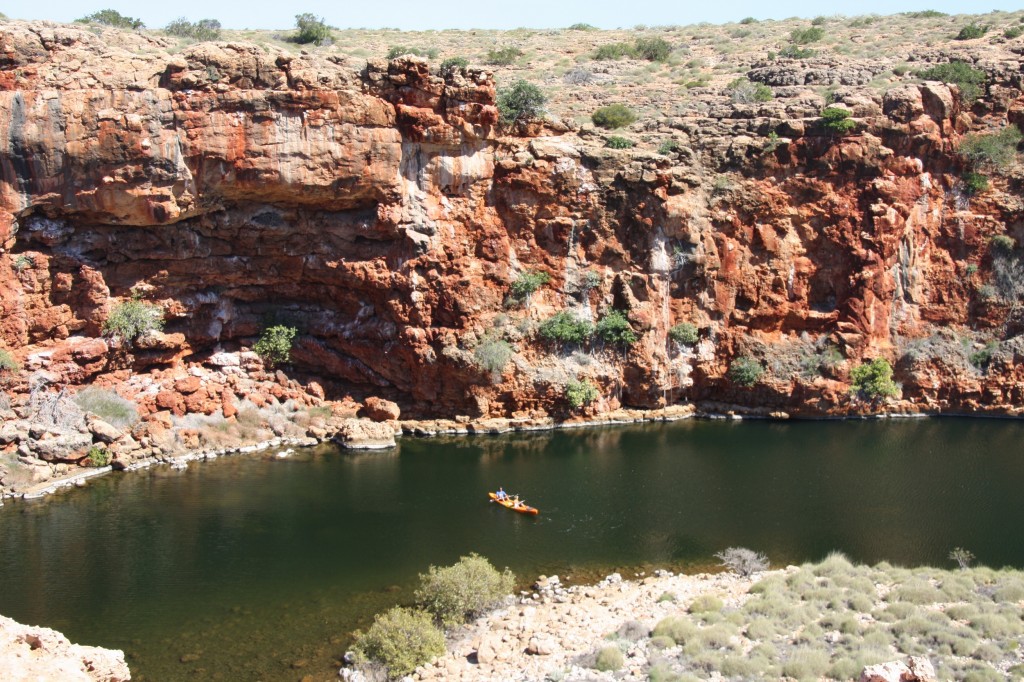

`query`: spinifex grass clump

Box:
[632,555,1024,681]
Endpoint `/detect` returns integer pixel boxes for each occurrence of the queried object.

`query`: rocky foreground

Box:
[395,557,1024,682]
[0,614,130,681]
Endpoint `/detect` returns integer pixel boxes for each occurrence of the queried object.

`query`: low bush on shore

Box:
[349,554,513,678]
[351,607,445,678]
[415,553,515,627]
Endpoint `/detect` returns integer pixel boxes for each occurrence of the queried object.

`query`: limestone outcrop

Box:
[0,614,130,681]
[1,17,1024,461]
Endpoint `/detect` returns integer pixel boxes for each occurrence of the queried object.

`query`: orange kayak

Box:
[488,492,539,515]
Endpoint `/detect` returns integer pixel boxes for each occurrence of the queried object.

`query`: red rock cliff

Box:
[2,21,1023,420]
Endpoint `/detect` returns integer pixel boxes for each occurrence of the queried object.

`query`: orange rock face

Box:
[1,21,1023,419]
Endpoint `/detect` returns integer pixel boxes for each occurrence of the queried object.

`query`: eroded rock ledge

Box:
[0,614,130,682]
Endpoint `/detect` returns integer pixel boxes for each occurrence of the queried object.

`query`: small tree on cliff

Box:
[293,13,332,46]
[254,325,298,368]
[565,378,599,409]
[727,356,763,387]
[76,9,144,29]
[849,358,900,402]
[497,80,547,127]
[103,298,164,345]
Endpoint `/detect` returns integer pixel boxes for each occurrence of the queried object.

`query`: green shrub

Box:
[592,104,637,129]
[727,357,763,387]
[486,46,523,65]
[1005,26,1024,39]
[509,270,551,302]
[652,616,698,644]
[594,37,671,62]
[12,254,33,272]
[820,107,856,135]
[658,139,681,155]
[103,299,164,343]
[688,595,723,614]
[567,23,598,31]
[165,17,221,41]
[497,80,546,125]
[991,235,1016,255]
[474,338,514,381]
[579,270,602,293]
[969,613,1023,638]
[415,553,514,627]
[956,23,989,40]
[649,635,677,650]
[595,310,637,347]
[916,61,986,103]
[969,342,998,370]
[594,645,624,671]
[387,46,438,59]
[959,127,1023,170]
[0,349,18,373]
[740,16,758,24]
[790,26,826,44]
[565,379,599,409]
[964,172,990,195]
[293,13,331,45]
[538,311,594,345]
[604,135,634,149]
[440,56,469,74]
[76,9,143,29]
[904,9,947,17]
[728,78,773,103]
[850,358,899,401]
[892,579,943,604]
[657,591,676,603]
[74,388,139,428]
[352,607,445,677]
[669,322,698,345]
[86,446,110,467]
[634,37,672,62]
[779,45,816,59]
[253,325,297,367]
[594,42,636,60]
[782,648,830,679]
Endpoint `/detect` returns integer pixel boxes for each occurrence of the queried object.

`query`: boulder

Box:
[332,419,396,449]
[360,397,400,422]
[86,416,123,444]
[526,634,557,655]
[29,430,93,461]
[859,656,936,682]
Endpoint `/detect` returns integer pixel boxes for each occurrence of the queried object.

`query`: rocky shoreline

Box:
[0,614,130,682]
[0,401,699,503]
[6,396,988,505]
[412,568,771,682]
[355,563,950,682]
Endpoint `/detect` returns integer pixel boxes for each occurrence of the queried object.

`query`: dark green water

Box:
[1,418,1023,681]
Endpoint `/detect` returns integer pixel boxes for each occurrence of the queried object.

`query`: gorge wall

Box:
[2,19,1024,438]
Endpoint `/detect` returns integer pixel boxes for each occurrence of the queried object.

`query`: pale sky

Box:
[3,0,1018,31]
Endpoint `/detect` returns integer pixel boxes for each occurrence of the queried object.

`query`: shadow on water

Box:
[1,418,1023,680]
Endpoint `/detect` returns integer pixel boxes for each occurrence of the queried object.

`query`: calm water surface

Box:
[1,418,1023,680]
